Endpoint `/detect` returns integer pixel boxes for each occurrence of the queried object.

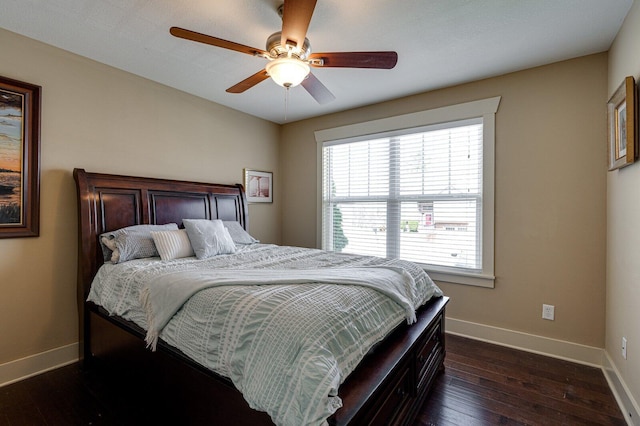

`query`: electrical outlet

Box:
[542,304,555,320]
[622,337,627,360]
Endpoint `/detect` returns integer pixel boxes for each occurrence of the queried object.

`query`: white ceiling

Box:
[0,0,633,124]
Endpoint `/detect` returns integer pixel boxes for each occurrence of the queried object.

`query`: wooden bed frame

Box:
[73,168,449,425]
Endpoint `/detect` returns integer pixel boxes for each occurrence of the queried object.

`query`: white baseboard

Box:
[446,317,638,425]
[602,351,640,425]
[0,342,79,388]
[446,317,604,366]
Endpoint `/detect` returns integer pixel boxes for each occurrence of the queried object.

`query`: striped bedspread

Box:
[88,244,443,426]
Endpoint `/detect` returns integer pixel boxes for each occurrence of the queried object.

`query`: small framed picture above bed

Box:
[608,76,638,171]
[243,168,273,203]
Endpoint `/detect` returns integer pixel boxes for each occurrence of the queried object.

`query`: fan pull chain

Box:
[284,86,290,121]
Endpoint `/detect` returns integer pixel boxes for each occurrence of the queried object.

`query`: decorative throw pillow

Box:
[100,236,120,263]
[222,221,260,245]
[150,229,195,261]
[183,219,236,259]
[99,223,179,263]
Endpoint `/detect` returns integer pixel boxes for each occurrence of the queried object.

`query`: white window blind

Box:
[322,118,483,271]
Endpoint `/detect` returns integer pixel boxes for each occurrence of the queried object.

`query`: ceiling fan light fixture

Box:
[266,57,310,88]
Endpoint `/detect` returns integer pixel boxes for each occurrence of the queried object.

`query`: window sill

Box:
[425,268,495,288]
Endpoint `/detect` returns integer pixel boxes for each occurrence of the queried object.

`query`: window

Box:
[316,97,500,287]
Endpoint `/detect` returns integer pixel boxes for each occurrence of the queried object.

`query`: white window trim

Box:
[315,97,501,288]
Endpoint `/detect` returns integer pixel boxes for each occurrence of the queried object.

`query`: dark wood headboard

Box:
[73,168,248,301]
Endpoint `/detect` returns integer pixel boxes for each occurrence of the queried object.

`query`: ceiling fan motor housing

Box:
[266,31,311,60]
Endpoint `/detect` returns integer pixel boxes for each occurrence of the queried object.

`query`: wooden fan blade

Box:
[309,51,398,69]
[301,72,335,104]
[280,0,317,50]
[170,27,267,57]
[226,69,270,93]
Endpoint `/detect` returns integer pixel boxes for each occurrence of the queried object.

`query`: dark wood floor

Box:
[417,334,626,426]
[0,334,626,425]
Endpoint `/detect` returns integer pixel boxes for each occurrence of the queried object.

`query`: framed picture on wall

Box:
[608,76,637,171]
[0,75,41,238]
[244,169,273,203]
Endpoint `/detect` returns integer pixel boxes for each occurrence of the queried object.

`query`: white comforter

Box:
[88,244,443,426]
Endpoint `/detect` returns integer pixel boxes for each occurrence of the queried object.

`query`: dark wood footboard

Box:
[330,295,448,425]
[86,296,447,425]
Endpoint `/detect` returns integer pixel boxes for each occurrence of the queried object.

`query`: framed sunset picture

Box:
[0,76,41,238]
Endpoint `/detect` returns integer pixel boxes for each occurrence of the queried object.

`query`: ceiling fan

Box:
[170,0,398,104]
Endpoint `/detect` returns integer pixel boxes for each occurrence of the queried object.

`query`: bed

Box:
[73,168,449,425]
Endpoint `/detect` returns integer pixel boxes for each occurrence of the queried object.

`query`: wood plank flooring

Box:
[0,334,626,425]
[417,334,626,425]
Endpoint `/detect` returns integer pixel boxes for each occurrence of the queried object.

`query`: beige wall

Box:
[281,53,608,347]
[0,28,280,366]
[607,0,640,410]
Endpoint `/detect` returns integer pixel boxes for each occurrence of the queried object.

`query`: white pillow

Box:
[150,229,195,261]
[223,221,259,245]
[183,219,236,259]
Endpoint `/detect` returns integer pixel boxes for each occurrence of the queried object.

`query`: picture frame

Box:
[0,75,41,238]
[244,169,273,203]
[608,76,637,171]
